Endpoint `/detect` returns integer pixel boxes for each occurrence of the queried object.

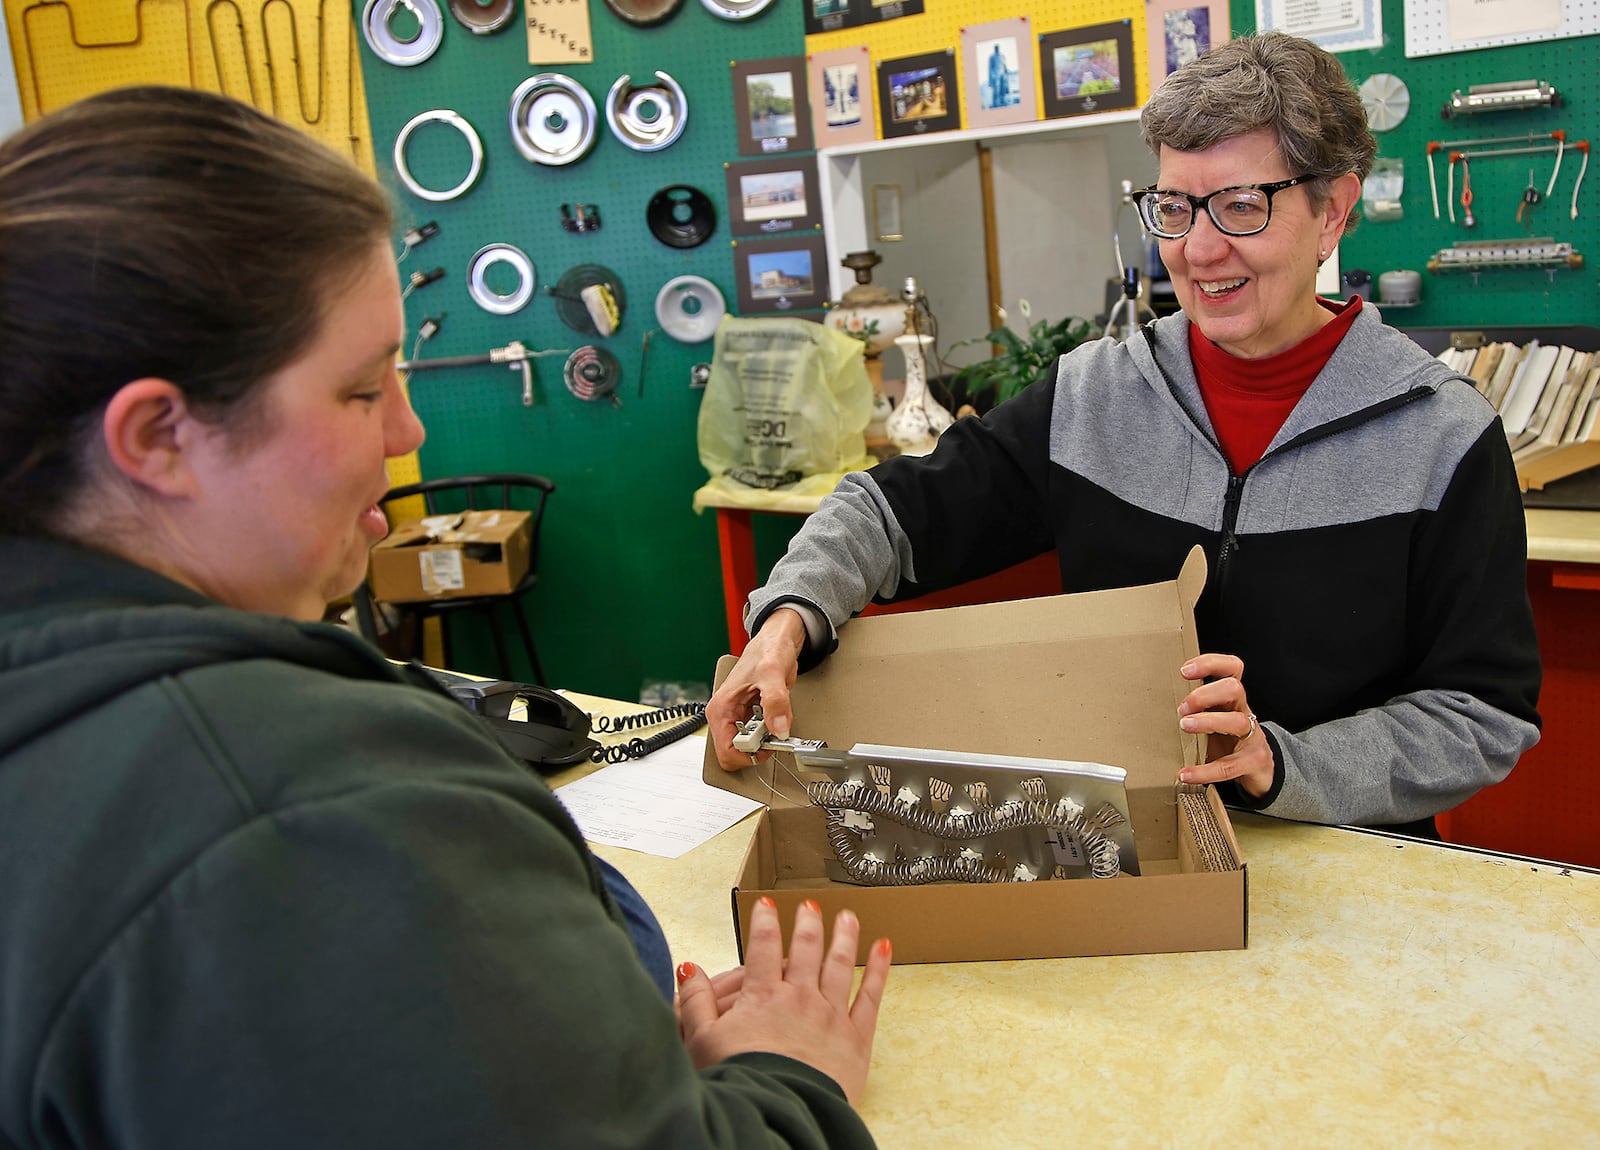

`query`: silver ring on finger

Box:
[1244,712,1259,742]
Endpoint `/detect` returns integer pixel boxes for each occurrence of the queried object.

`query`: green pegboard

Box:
[355,0,1597,699]
[356,0,808,698]
[1234,1,1598,326]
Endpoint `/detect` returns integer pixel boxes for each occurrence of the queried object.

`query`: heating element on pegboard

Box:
[1426,238,1583,279]
[563,346,624,407]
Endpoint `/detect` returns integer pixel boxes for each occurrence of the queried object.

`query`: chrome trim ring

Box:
[467,244,537,315]
[393,109,484,202]
[605,71,687,153]
[698,0,775,19]
[599,0,686,26]
[448,0,515,34]
[362,0,445,67]
[509,74,599,167]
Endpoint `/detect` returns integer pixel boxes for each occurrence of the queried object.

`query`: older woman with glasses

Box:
[707,31,1540,837]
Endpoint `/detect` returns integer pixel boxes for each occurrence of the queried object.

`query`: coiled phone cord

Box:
[591,702,708,763]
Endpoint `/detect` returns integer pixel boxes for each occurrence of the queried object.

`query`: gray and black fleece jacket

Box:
[748,308,1541,828]
[0,536,876,1150]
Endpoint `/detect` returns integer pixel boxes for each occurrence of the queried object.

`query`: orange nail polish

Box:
[876,938,893,958]
[758,895,776,909]
[803,898,821,913]
[676,961,696,984]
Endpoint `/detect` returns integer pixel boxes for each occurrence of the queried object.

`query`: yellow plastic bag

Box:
[697,316,873,490]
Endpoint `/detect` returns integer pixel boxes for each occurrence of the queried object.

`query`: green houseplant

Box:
[950,301,1098,411]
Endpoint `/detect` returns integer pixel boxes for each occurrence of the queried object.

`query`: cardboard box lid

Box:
[374,509,529,551]
[704,547,1208,809]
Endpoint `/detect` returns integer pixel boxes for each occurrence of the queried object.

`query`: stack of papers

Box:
[1436,339,1600,490]
[555,734,764,859]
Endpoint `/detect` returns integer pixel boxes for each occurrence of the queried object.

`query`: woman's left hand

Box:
[1174,653,1275,798]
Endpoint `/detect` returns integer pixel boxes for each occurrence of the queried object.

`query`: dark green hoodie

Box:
[0,535,875,1150]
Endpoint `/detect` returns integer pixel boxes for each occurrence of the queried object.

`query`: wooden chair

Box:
[355,473,554,685]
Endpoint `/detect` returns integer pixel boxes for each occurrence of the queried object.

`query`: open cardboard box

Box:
[702,548,1246,964]
[368,510,532,603]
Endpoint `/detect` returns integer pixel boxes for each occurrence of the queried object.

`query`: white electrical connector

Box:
[732,714,769,755]
[730,706,827,758]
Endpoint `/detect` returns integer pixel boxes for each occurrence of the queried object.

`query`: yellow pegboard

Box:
[6,0,375,172]
[806,0,1149,135]
[5,0,412,474]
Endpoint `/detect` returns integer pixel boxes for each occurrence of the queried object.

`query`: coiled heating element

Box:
[787,743,1141,886]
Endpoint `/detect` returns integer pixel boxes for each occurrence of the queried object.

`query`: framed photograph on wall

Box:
[732,235,829,315]
[877,49,961,140]
[803,0,861,35]
[863,0,923,25]
[960,17,1036,130]
[731,57,813,157]
[724,156,822,237]
[1039,20,1136,119]
[1146,0,1229,94]
[808,45,877,148]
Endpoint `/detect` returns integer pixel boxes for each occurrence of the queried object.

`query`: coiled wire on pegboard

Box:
[562,345,623,407]
[590,703,707,762]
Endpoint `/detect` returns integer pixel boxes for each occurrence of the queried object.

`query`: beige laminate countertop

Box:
[699,484,1600,567]
[555,703,1600,1150]
[1524,508,1600,564]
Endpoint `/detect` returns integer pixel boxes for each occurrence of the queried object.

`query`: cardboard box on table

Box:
[702,548,1247,964]
[367,510,532,602]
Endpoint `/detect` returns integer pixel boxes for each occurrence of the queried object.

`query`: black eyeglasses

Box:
[1130,175,1316,239]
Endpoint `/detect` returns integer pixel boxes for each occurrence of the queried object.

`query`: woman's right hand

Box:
[705,608,808,772]
[676,899,892,1107]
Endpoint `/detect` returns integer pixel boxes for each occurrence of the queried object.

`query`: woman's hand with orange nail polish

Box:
[675,898,892,1106]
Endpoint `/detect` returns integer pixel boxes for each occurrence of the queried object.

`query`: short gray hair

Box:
[1140,31,1375,232]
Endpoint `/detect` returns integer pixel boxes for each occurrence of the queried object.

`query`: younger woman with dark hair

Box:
[0,86,890,1150]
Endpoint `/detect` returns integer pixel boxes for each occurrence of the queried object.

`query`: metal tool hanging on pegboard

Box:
[400,341,569,407]
[1427,131,1589,224]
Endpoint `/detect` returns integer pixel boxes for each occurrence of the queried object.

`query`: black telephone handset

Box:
[415,666,600,773]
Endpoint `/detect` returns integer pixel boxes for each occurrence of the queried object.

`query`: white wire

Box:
[1546,138,1565,198]
[1428,151,1440,220]
[1573,148,1589,220]
[1447,158,1455,224]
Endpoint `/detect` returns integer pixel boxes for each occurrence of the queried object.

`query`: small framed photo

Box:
[1039,20,1136,120]
[863,0,922,25]
[961,17,1036,130]
[1145,0,1228,94]
[877,49,961,140]
[731,56,813,157]
[803,0,861,35]
[808,45,877,148]
[732,235,830,315]
[725,156,822,237]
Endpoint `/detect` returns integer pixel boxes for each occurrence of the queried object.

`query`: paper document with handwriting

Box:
[556,734,764,859]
